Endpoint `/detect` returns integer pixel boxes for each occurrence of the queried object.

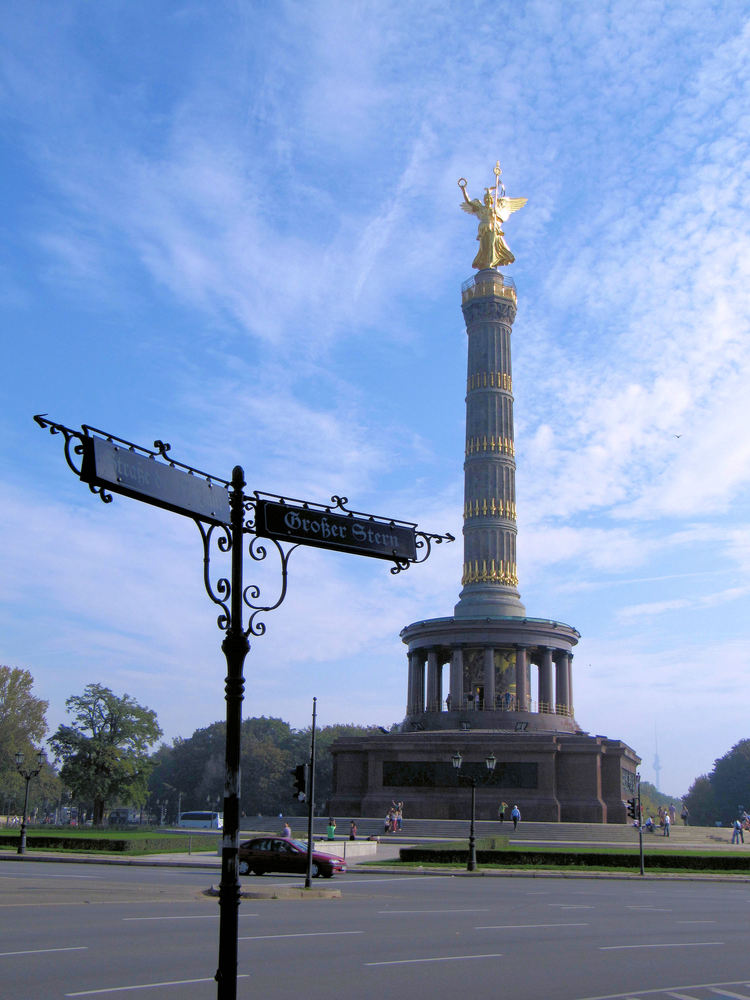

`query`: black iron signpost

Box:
[34,414,453,1000]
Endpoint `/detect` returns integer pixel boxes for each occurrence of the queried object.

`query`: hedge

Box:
[399,844,750,871]
[0,832,205,853]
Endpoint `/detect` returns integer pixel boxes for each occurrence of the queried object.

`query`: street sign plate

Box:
[255,499,417,562]
[80,436,231,526]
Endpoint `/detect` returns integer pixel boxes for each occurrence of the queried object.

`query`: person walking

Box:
[732,818,744,844]
[511,804,521,831]
[326,817,337,841]
[281,820,291,838]
[498,801,508,823]
[663,811,670,837]
[349,820,357,841]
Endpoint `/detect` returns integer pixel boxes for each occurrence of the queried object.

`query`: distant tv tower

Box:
[653,732,662,790]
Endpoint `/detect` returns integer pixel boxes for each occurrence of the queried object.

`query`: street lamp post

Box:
[452,750,497,872]
[14,750,45,856]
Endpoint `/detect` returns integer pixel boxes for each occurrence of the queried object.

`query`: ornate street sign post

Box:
[34,414,453,1000]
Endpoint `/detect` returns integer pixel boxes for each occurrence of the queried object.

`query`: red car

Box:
[238,837,346,878]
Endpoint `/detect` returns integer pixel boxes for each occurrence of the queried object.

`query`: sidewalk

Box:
[0,839,406,870]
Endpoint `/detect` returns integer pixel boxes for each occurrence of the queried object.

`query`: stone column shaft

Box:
[568,654,574,715]
[515,646,528,711]
[426,650,440,712]
[407,652,419,714]
[412,654,425,714]
[539,647,554,713]
[450,648,464,709]
[483,647,495,710]
[555,653,570,715]
[455,270,526,619]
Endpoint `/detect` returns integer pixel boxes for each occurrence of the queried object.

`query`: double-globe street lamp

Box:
[14,750,45,856]
[452,749,497,871]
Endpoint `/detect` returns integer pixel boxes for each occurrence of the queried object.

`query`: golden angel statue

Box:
[459,162,527,269]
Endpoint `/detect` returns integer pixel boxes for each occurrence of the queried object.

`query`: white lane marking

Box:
[0,946,88,958]
[626,906,673,912]
[708,990,750,999]
[377,908,490,915]
[65,976,248,996]
[577,979,750,1000]
[240,931,363,941]
[600,942,724,950]
[665,993,703,999]
[548,904,594,909]
[678,920,717,924]
[476,922,589,930]
[366,952,503,967]
[123,914,258,921]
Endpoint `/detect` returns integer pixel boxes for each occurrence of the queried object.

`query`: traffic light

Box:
[291,764,307,801]
[627,797,637,819]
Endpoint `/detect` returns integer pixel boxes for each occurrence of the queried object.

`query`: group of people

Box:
[497,801,522,830]
[384,802,403,833]
[320,818,359,840]
[640,803,687,836]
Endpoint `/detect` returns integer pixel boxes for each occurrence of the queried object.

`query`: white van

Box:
[177,810,223,829]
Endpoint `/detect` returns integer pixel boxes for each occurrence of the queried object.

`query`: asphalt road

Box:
[2,860,750,999]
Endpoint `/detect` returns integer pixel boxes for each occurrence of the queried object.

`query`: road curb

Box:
[4,850,750,884]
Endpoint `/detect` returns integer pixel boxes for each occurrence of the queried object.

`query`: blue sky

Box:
[2,0,749,797]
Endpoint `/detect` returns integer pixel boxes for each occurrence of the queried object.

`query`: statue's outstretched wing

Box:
[495,196,527,222]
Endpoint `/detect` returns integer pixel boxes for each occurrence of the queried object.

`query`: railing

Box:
[419,697,575,717]
[461,271,517,306]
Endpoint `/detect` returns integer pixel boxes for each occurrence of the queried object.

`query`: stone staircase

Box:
[242,815,735,849]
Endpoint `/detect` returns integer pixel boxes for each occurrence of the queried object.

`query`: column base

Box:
[454,585,526,618]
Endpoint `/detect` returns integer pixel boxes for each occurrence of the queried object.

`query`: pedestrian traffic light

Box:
[291,764,307,801]
[627,797,637,819]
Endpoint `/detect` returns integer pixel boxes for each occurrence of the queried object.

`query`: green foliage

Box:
[0,666,60,815]
[0,830,203,853]
[639,780,684,822]
[710,739,750,823]
[50,684,162,826]
[147,717,386,820]
[398,844,750,872]
[683,774,718,826]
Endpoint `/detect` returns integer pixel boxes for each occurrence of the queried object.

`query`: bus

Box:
[177,810,223,829]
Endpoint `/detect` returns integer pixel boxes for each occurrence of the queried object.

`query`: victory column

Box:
[329,163,639,823]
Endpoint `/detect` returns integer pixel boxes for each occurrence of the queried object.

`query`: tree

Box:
[146,716,386,822]
[50,684,162,825]
[682,774,718,827]
[0,665,48,759]
[638,780,684,823]
[0,666,52,815]
[710,739,750,822]
[147,723,227,821]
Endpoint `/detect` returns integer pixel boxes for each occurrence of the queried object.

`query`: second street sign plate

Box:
[255,499,417,562]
